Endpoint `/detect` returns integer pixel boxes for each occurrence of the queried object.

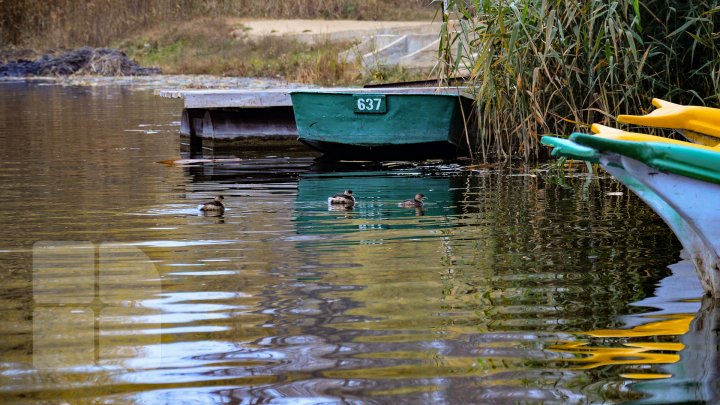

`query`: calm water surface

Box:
[0,81,717,404]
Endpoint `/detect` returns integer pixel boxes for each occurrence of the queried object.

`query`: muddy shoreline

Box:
[0,47,160,77]
[0,46,315,90]
[0,74,306,92]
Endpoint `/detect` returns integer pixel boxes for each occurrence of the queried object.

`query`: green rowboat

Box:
[290,90,474,160]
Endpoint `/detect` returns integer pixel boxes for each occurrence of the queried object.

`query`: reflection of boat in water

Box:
[619,260,703,327]
[548,258,720,403]
[624,263,719,404]
[630,296,720,404]
[542,123,720,297]
[294,171,462,234]
[549,316,690,377]
[548,261,702,378]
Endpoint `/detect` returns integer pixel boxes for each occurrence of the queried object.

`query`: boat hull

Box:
[298,138,460,160]
[290,91,473,160]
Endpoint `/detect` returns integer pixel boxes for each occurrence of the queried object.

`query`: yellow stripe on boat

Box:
[617,98,720,146]
[591,124,720,152]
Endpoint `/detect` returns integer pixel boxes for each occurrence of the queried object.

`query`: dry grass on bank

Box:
[119,18,435,86]
[0,0,435,48]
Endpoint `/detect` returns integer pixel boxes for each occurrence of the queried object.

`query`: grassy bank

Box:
[117,18,435,86]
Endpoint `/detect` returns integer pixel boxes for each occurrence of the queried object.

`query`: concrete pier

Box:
[234,19,444,73]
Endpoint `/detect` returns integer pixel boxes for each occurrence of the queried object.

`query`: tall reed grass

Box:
[443,0,720,161]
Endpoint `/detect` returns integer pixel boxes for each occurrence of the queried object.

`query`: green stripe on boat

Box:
[540,136,600,162]
[568,133,720,185]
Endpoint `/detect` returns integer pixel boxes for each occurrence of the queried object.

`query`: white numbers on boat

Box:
[356,97,383,111]
[353,94,387,114]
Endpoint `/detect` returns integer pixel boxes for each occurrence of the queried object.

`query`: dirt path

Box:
[231,19,441,43]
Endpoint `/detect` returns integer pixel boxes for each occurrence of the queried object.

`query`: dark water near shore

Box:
[0,80,717,404]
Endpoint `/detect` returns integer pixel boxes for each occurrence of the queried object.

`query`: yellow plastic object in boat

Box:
[590,124,720,152]
[617,98,720,147]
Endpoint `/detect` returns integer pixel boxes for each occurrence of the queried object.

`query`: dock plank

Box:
[157,87,472,109]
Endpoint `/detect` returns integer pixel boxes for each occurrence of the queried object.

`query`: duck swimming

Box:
[198,195,225,212]
[328,190,355,207]
[400,193,425,208]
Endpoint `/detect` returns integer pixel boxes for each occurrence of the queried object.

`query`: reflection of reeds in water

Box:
[435,170,680,333]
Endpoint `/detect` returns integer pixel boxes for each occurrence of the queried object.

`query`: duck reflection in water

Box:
[198,195,225,216]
